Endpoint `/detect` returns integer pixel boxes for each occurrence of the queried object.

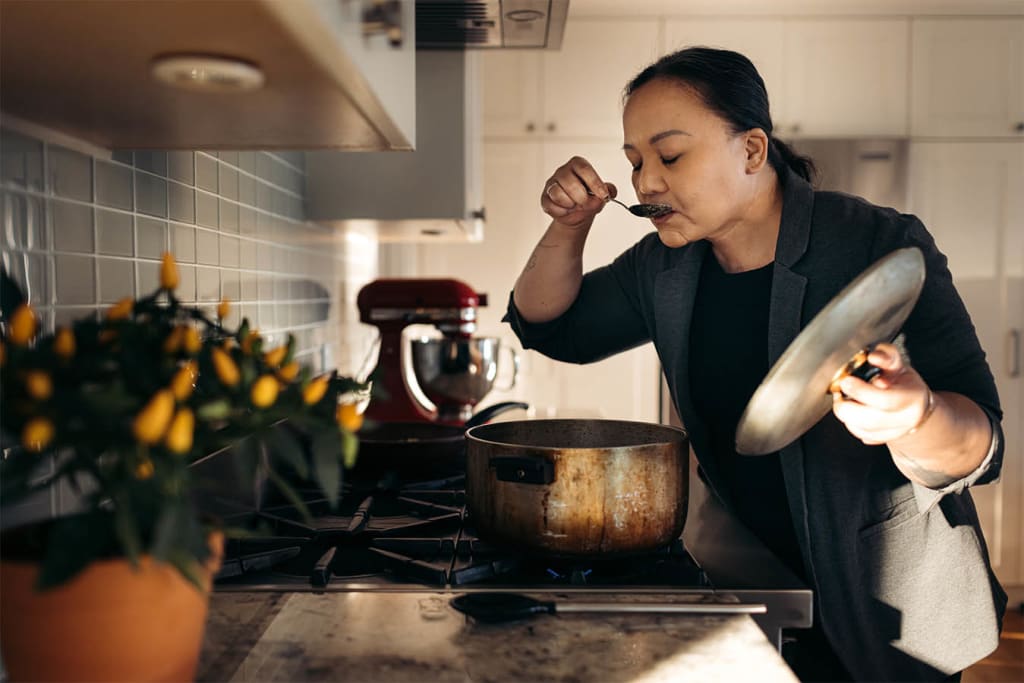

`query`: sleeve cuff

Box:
[910,408,1002,513]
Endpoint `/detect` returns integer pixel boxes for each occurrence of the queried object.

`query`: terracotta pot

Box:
[0,532,224,683]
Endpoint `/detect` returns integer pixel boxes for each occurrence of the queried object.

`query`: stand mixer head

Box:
[358,278,506,424]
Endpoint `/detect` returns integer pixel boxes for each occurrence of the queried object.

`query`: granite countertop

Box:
[198,591,798,682]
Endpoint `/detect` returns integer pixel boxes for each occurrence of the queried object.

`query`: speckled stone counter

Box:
[198,591,797,682]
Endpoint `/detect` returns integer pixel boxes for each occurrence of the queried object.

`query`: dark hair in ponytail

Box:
[625,47,816,183]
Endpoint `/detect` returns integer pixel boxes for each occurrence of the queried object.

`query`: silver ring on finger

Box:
[545,183,558,197]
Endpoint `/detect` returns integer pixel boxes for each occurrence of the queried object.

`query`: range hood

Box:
[416,0,569,49]
[305,50,484,243]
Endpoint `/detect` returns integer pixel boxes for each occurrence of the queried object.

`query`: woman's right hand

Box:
[541,156,618,228]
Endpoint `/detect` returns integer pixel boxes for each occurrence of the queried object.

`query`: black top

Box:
[688,251,805,580]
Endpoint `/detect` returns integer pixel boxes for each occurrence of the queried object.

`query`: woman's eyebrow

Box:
[622,129,691,150]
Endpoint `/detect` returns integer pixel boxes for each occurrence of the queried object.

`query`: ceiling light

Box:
[151,55,265,93]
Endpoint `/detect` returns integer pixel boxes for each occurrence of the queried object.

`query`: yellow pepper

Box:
[240,330,260,354]
[182,326,202,355]
[211,347,240,387]
[251,375,279,408]
[54,327,75,359]
[163,325,184,354]
[24,371,53,400]
[160,252,179,291]
[132,389,175,445]
[22,417,54,452]
[302,375,329,405]
[106,297,134,321]
[263,345,287,368]
[217,298,230,320]
[336,403,364,432]
[170,361,198,401]
[165,408,195,454]
[8,304,37,345]
[135,458,155,480]
[277,361,300,382]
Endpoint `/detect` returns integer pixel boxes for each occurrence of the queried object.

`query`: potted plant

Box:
[0,253,368,682]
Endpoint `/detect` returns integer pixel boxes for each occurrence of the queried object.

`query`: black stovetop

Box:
[212,474,710,592]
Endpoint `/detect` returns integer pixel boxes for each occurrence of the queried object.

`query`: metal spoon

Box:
[450,592,766,623]
[588,191,673,218]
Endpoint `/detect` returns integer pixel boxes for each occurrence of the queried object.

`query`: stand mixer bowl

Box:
[411,336,516,423]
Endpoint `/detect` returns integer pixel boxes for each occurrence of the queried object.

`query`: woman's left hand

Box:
[831,342,932,446]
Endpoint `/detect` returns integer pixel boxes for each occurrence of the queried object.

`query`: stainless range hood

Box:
[416,0,569,49]
[305,50,484,242]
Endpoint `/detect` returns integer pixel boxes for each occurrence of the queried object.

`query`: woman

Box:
[503,47,1006,682]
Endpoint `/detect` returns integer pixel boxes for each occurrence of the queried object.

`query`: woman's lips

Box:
[651,209,675,225]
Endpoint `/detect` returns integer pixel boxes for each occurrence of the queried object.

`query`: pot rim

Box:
[465,418,689,451]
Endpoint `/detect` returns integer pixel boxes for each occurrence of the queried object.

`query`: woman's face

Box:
[622,78,757,248]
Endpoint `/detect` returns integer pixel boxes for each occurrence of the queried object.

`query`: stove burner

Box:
[214,476,710,591]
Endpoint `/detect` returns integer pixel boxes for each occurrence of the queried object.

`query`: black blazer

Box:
[504,169,1007,680]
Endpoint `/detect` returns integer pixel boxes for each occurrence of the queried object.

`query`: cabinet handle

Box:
[1009,329,1021,378]
[546,122,556,133]
[525,122,535,133]
[1014,121,1024,133]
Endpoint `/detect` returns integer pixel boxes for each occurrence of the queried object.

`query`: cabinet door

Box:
[481,50,544,137]
[541,18,663,139]
[537,140,661,422]
[783,19,909,137]
[911,19,1024,138]
[664,19,788,133]
[908,141,1024,587]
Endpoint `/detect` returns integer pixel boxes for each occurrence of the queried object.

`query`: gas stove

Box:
[199,443,812,652]
[212,474,711,593]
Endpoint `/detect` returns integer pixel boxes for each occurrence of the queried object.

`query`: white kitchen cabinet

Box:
[664,18,910,138]
[911,18,1024,138]
[908,141,1024,592]
[482,18,662,139]
[663,19,788,126]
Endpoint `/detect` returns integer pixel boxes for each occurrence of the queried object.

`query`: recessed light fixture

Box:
[151,55,265,93]
[505,9,544,22]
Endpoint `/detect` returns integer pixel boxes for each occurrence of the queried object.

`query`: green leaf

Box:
[268,428,309,479]
[342,429,359,470]
[151,503,186,562]
[166,549,206,593]
[37,512,116,589]
[0,269,27,320]
[230,435,260,490]
[265,465,312,524]
[113,498,143,567]
[311,428,341,509]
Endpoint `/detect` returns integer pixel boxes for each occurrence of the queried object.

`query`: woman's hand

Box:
[830,343,933,446]
[541,156,617,228]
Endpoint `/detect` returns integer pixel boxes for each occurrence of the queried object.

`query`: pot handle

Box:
[490,456,555,484]
[465,401,529,429]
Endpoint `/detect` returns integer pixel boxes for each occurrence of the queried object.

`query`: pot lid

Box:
[734,247,926,456]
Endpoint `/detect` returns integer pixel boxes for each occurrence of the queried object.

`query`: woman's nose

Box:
[635,167,668,198]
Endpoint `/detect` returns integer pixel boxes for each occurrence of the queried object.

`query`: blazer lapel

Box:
[653,241,723,493]
[771,171,815,565]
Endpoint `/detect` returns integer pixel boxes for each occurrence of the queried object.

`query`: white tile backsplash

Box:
[1,123,381,523]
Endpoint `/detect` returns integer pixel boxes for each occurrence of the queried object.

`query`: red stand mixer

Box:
[357,278,519,425]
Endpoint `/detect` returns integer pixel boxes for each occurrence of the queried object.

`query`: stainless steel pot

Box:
[466,419,689,556]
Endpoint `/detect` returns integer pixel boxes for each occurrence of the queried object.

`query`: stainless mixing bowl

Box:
[410,336,517,420]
